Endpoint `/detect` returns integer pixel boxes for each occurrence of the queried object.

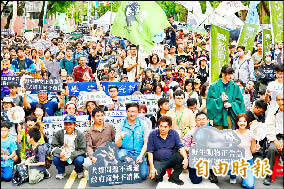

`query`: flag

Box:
[175,1,194,12]
[215,1,248,17]
[270,1,283,44]
[111,1,170,53]
[262,29,272,59]
[246,1,260,25]
[104,1,109,6]
[54,13,74,33]
[237,22,259,52]
[210,25,230,83]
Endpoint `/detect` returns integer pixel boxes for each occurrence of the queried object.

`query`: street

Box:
[1,164,283,189]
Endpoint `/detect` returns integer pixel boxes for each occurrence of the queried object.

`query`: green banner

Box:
[262,29,272,59]
[270,1,284,44]
[210,25,230,83]
[237,22,259,53]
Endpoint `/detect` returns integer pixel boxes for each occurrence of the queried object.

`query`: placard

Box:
[77,91,113,108]
[24,78,63,92]
[188,126,245,170]
[1,76,21,86]
[89,142,142,187]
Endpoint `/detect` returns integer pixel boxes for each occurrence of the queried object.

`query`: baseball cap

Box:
[198,56,208,62]
[64,115,76,123]
[2,97,14,105]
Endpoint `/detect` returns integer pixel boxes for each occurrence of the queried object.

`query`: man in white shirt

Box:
[123,45,142,82]
[263,93,284,185]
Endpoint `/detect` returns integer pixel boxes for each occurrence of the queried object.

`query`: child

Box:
[231,113,259,188]
[18,116,45,161]
[22,127,49,184]
[1,122,18,181]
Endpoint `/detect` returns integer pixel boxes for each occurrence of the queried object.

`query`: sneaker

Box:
[56,173,66,179]
[155,177,163,183]
[263,175,271,185]
[44,170,51,179]
[77,172,84,179]
[209,172,218,183]
[230,178,237,184]
[168,177,184,185]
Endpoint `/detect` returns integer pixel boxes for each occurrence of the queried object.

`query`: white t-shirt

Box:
[123,56,139,82]
[266,80,283,107]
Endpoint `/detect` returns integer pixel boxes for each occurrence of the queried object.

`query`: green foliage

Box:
[156,1,187,21]
[47,1,76,16]
[95,1,121,18]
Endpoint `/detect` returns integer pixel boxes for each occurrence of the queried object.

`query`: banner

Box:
[246,1,260,25]
[270,1,284,44]
[1,76,21,86]
[215,1,249,17]
[262,29,272,59]
[237,22,259,52]
[77,91,113,108]
[210,25,230,83]
[68,82,139,96]
[111,1,170,53]
[24,78,63,92]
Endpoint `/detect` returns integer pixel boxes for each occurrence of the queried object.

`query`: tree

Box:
[4,1,25,29]
[156,1,187,22]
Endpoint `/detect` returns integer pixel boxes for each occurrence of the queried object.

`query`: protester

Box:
[84,108,115,168]
[1,122,18,182]
[207,65,246,130]
[51,115,86,179]
[147,116,188,185]
[115,102,149,180]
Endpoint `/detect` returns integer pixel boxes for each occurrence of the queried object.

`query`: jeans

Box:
[53,156,84,174]
[1,166,13,181]
[228,159,255,188]
[188,167,202,184]
[117,149,148,180]
[153,152,183,181]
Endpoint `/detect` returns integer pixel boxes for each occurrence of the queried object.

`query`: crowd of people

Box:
[1,14,283,188]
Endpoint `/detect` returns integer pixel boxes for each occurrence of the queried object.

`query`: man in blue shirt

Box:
[115,102,149,180]
[147,116,188,185]
[23,89,65,116]
[11,47,36,74]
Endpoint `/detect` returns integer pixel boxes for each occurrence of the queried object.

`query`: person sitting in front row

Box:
[147,116,188,185]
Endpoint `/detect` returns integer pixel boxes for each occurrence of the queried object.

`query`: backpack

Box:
[26,143,52,169]
[12,164,29,186]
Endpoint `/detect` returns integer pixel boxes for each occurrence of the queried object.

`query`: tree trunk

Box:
[38,1,45,28]
[4,10,13,29]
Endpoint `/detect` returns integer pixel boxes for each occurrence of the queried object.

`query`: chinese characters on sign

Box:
[89,142,142,187]
[24,78,63,92]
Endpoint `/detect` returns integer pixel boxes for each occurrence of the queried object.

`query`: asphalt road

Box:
[1,165,283,189]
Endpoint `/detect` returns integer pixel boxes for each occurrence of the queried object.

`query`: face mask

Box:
[3,67,9,71]
[237,51,243,56]
[265,57,271,62]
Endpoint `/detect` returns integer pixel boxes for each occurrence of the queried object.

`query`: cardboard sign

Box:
[1,76,21,86]
[188,126,245,169]
[77,91,113,108]
[24,78,63,92]
[104,111,127,128]
[89,142,142,187]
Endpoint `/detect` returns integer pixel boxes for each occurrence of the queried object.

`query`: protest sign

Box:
[104,111,127,128]
[77,24,90,34]
[210,25,230,83]
[54,26,60,32]
[270,1,283,44]
[71,31,84,39]
[262,29,272,59]
[67,82,139,96]
[89,142,142,187]
[1,76,21,86]
[77,91,113,108]
[42,115,89,143]
[24,78,63,92]
[237,22,259,52]
[150,44,164,59]
[1,29,13,35]
[188,126,245,170]
[23,32,34,41]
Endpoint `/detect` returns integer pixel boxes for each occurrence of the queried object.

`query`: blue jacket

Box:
[11,57,36,73]
[121,118,145,153]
